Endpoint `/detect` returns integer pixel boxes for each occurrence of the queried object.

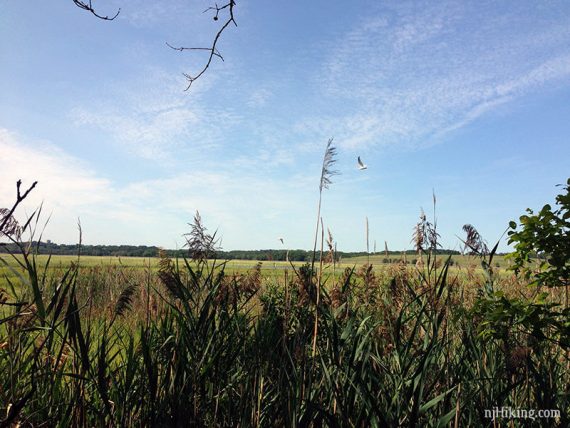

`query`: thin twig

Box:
[71,0,120,20]
[165,42,224,61]
[167,1,237,90]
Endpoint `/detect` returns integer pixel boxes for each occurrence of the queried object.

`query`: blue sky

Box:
[1,0,569,252]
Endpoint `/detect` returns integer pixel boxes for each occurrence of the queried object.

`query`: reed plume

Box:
[184,210,219,261]
[0,208,21,240]
[462,224,489,255]
[113,284,138,320]
[311,138,338,272]
[412,208,440,254]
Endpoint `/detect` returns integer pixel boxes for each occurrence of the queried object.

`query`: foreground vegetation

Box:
[1,172,569,426]
[1,238,568,426]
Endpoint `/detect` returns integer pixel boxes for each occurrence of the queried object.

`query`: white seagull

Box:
[357,156,368,170]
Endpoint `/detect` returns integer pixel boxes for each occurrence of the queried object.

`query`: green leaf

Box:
[419,385,457,414]
[437,408,457,428]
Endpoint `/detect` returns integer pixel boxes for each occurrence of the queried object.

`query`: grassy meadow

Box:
[0,252,512,286]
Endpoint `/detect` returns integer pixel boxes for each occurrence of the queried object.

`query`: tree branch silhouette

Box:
[72,0,237,90]
[0,180,38,238]
[167,1,237,91]
[71,0,120,21]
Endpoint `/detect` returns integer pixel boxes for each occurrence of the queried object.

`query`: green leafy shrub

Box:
[507,178,570,288]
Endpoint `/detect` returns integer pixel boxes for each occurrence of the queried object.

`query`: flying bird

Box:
[279,237,284,245]
[357,156,367,170]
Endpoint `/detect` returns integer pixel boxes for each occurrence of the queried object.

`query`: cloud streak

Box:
[0,129,112,210]
[306,0,570,150]
[70,68,242,161]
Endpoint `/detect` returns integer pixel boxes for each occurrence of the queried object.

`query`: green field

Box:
[1,252,511,291]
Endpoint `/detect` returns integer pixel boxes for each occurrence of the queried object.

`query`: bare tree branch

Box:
[167,0,237,91]
[0,180,38,238]
[72,0,120,21]
[165,42,224,61]
[72,1,236,91]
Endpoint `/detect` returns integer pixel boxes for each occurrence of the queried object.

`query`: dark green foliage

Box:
[472,179,570,354]
[507,178,570,288]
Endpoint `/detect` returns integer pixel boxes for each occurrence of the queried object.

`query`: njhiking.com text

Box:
[484,407,560,421]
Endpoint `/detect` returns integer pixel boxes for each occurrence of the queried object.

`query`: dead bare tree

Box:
[72,0,237,90]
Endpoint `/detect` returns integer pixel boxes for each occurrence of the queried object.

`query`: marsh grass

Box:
[1,176,569,426]
[1,228,568,426]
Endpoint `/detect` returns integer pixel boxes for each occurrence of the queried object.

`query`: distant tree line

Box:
[0,241,160,258]
[0,241,462,261]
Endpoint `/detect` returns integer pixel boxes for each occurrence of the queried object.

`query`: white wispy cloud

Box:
[0,128,117,243]
[246,88,273,108]
[0,128,112,210]
[115,0,206,34]
[120,2,186,28]
[0,128,317,248]
[73,106,200,160]
[306,0,570,150]
[70,68,242,161]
